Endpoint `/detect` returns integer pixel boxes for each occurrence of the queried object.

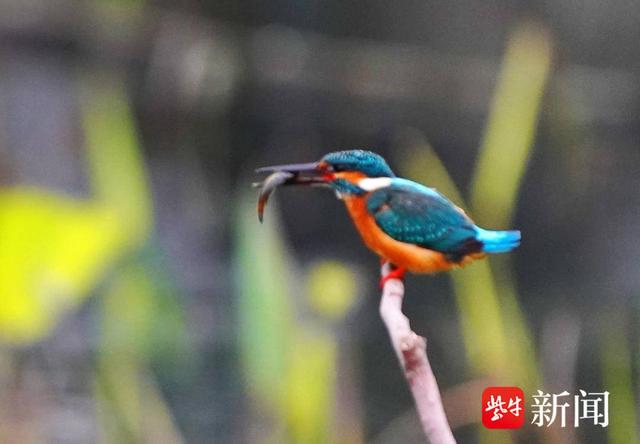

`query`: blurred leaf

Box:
[284,329,337,444]
[95,354,142,443]
[470,23,552,228]
[0,188,127,343]
[98,256,190,364]
[306,261,358,321]
[83,75,152,244]
[138,371,186,444]
[234,192,294,409]
[101,265,156,355]
[469,21,552,393]
[449,263,508,374]
[95,342,187,444]
[490,260,540,389]
[601,316,638,444]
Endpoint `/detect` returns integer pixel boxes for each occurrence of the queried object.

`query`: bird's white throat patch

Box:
[357,177,392,191]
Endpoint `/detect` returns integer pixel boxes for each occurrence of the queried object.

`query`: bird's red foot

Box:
[379,265,406,288]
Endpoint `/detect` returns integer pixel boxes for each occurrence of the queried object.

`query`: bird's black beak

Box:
[254,161,332,222]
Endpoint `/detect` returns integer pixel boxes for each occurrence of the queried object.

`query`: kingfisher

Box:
[255,150,520,287]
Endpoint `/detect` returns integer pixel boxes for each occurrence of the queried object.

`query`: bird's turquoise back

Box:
[366,178,519,260]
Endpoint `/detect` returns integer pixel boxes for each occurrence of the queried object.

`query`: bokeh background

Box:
[0,1,638,443]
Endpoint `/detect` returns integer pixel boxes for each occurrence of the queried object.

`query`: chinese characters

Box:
[482,387,609,429]
[531,390,609,428]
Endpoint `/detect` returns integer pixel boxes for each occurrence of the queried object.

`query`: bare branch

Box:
[379,263,456,444]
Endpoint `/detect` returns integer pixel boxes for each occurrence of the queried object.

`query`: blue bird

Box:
[256,150,520,285]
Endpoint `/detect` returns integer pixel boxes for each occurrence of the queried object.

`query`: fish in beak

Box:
[253,161,332,222]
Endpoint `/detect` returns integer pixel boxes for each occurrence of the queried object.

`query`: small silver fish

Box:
[253,171,295,223]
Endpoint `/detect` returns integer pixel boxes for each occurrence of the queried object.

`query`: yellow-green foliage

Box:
[0,189,125,343]
[235,194,360,443]
[0,76,152,344]
[601,316,638,444]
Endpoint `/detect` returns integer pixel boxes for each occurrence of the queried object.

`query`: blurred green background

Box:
[0,1,638,443]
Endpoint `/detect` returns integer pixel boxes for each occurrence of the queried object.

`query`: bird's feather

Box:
[365,178,481,258]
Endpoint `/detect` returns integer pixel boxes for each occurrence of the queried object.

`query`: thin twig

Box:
[379,263,456,443]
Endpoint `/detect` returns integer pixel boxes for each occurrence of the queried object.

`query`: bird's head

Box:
[255,150,395,220]
[257,149,394,193]
[320,150,395,179]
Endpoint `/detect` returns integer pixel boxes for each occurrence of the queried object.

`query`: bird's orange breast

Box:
[342,195,480,273]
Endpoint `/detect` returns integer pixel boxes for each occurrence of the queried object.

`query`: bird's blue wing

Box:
[365,179,480,256]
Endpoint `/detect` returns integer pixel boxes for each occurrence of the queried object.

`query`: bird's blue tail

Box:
[476,228,521,254]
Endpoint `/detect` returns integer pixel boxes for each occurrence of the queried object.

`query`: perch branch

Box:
[379,263,456,443]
